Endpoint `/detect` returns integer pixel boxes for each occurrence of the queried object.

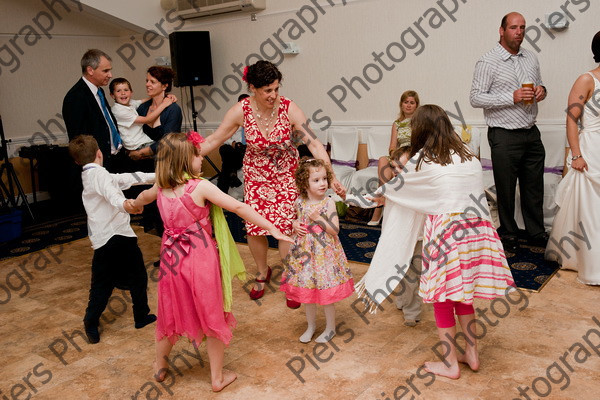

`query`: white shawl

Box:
[354,153,491,313]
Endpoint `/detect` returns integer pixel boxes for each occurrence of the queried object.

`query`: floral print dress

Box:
[394,118,412,148]
[242,96,298,236]
[280,197,354,305]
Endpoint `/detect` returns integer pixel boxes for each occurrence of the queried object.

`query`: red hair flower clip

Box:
[187,130,205,148]
[242,66,248,82]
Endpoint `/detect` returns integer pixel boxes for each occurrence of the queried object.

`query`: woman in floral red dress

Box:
[202,61,344,303]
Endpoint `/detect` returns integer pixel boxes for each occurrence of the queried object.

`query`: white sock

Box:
[315,304,336,343]
[300,304,317,343]
[299,326,316,343]
[315,329,336,343]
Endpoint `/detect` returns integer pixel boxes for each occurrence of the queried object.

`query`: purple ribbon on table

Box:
[480,158,563,175]
[368,159,379,167]
[544,166,564,175]
[331,159,357,168]
[480,158,494,171]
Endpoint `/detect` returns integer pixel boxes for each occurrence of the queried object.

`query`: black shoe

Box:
[530,232,549,247]
[84,321,100,344]
[153,259,160,268]
[135,314,157,329]
[501,236,519,253]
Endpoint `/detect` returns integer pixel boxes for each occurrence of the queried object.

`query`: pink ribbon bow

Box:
[187,131,205,148]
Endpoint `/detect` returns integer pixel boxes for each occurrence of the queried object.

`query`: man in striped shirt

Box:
[470,12,548,251]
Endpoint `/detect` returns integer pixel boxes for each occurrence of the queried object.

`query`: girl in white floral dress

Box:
[280,158,354,343]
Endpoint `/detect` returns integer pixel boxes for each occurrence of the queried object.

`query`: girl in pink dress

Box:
[134,132,292,392]
[280,158,354,343]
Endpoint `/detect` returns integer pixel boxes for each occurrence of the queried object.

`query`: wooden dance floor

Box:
[1,226,599,399]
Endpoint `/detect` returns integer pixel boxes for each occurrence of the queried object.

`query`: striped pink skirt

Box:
[419,213,515,304]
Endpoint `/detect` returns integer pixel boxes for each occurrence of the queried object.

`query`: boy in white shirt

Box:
[68,135,156,344]
[109,78,176,151]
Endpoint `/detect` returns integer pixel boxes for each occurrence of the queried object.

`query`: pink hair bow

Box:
[187,130,205,148]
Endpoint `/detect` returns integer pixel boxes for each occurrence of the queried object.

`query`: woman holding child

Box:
[128,66,183,160]
[201,60,345,302]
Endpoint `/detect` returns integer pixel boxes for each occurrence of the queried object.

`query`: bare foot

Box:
[153,360,168,382]
[423,361,460,379]
[457,350,480,371]
[212,369,237,392]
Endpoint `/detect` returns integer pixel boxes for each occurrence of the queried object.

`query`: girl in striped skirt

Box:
[360,104,515,379]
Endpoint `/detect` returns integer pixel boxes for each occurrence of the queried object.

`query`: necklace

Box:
[253,99,278,135]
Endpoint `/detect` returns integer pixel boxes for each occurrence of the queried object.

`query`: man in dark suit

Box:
[63,49,125,172]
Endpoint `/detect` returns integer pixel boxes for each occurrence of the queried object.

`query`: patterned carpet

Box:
[223,212,559,291]
[223,211,382,264]
[0,214,89,260]
[0,209,558,291]
[503,236,560,292]
[0,213,143,261]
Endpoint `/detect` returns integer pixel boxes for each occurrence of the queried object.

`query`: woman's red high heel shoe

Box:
[249,267,272,300]
[286,298,301,309]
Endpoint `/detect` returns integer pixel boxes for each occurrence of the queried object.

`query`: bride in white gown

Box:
[546,31,600,285]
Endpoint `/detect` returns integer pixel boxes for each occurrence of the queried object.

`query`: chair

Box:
[329,127,359,190]
[454,124,482,157]
[349,126,390,196]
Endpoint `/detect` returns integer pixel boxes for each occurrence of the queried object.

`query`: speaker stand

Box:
[189,85,220,181]
[0,116,34,219]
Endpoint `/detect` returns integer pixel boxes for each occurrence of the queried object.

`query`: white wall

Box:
[176,0,599,129]
[0,0,137,154]
[1,0,598,154]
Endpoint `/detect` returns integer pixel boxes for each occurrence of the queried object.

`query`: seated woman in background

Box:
[368,90,420,225]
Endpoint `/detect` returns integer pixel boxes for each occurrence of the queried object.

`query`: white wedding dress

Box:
[546,72,600,285]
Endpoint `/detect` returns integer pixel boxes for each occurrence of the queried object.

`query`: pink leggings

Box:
[433,300,475,328]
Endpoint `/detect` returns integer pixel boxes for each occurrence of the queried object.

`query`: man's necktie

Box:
[97,87,122,149]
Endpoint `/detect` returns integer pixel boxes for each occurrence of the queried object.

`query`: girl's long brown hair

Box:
[155,132,202,189]
[409,104,473,171]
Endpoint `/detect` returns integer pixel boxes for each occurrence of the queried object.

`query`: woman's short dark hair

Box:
[246,60,282,89]
[147,66,175,93]
[592,30,600,63]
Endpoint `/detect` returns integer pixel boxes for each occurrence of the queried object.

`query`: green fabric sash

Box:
[209,198,246,312]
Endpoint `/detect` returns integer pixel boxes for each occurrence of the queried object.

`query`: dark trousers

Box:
[488,126,545,237]
[84,235,150,326]
[217,143,245,193]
